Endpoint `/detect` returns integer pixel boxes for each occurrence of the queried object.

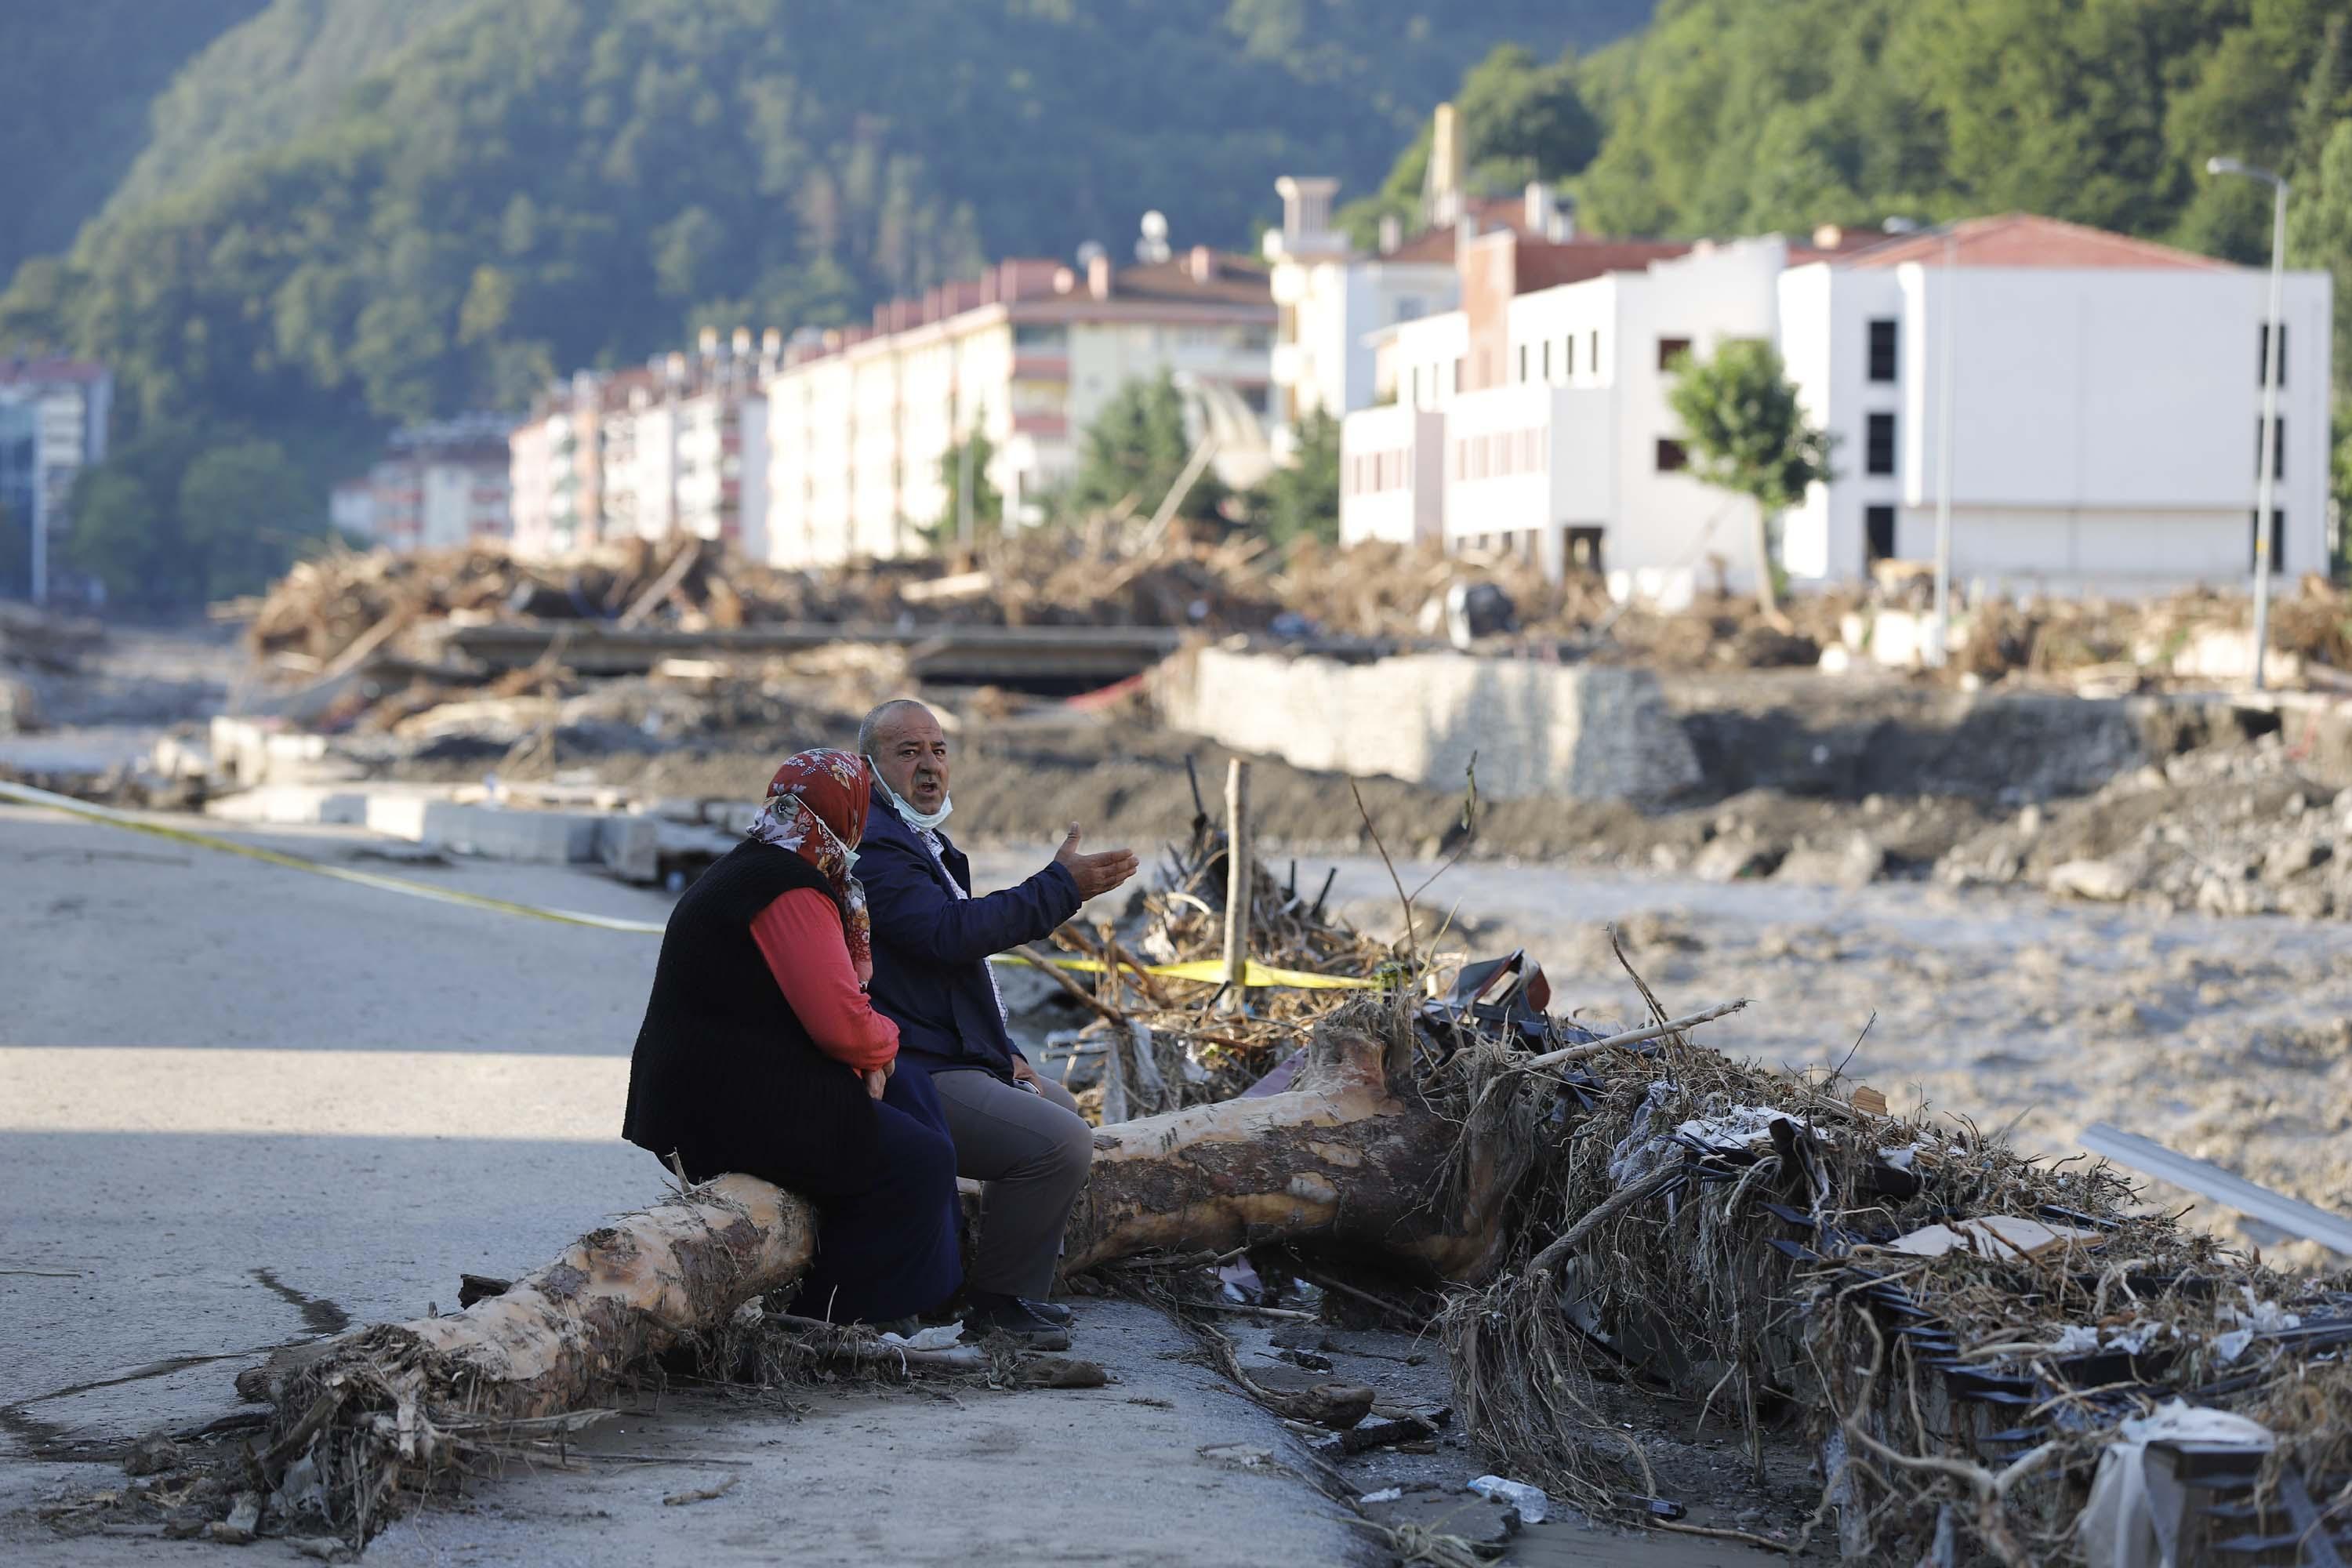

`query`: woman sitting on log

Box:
[621,747,960,1326]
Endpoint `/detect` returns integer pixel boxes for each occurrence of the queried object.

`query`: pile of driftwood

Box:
[0,601,103,673]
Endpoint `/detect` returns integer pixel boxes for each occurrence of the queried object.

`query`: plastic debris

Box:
[1466,1475,1550,1523]
[1358,1486,1403,1504]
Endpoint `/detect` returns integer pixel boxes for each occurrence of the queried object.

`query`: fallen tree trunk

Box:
[262,1000,1481,1537]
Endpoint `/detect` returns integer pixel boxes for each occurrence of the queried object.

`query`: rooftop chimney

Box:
[698,327,720,358]
[1813,223,1846,250]
[732,326,753,357]
[1377,213,1402,255]
[1087,252,1112,299]
[1428,103,1464,227]
[1188,245,1219,284]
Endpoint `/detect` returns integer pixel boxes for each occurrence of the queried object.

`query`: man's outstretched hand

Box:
[1054,823,1138,899]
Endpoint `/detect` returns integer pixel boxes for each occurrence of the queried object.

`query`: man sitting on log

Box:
[857,699,1138,1340]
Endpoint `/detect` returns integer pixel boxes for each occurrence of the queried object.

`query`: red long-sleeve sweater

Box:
[748,888,899,1072]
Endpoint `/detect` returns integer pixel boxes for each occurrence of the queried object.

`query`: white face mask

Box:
[869,761,953,833]
[811,811,860,870]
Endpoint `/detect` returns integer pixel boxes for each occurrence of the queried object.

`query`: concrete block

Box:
[207,786,371,827]
[1150,647,1700,802]
[598,816,660,884]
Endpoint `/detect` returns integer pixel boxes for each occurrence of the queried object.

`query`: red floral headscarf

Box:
[746,748,873,979]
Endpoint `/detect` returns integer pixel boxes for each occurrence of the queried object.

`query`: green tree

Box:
[178,438,318,598]
[1066,373,1228,528]
[1253,408,1341,546]
[1664,339,1834,618]
[1343,42,1603,246]
[929,430,1002,543]
[68,468,183,608]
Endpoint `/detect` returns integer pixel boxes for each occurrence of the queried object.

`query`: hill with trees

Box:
[0,0,269,280]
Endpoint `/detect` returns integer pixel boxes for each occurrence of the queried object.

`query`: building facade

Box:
[764,247,1274,568]
[0,356,112,601]
[354,416,514,554]
[1340,214,2332,604]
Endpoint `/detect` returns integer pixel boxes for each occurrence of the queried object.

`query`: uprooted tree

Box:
[252,996,1523,1539]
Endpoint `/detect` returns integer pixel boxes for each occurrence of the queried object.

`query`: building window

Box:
[1566,526,1603,572]
[1655,437,1689,473]
[1396,296,1425,322]
[1867,319,1898,382]
[1866,412,1896,476]
[2259,322,2287,387]
[1589,330,1599,378]
[2257,416,2284,478]
[1451,358,1462,395]
[1541,340,1552,381]
[2252,508,2285,572]
[1517,343,1530,383]
[1865,504,1896,564]
[1563,336,1575,378]
[1012,323,1068,350]
[1657,336,1692,372]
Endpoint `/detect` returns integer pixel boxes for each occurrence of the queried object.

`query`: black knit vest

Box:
[621,839,880,1194]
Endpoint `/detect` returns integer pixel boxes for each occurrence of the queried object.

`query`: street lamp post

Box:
[2208,155,2288,693]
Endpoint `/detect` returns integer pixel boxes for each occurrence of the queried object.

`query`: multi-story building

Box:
[510,332,774,561]
[0,355,111,601]
[1339,213,2332,603]
[764,245,1274,568]
[1261,172,1581,459]
[355,416,513,554]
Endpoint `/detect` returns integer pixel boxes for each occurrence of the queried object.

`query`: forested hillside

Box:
[0,0,267,278]
[0,0,1645,439]
[1566,0,2352,394]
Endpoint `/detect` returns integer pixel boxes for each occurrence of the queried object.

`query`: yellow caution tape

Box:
[0,778,1375,989]
[1018,954,1377,990]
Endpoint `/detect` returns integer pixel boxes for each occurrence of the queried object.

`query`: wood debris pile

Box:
[1436,965,2352,1563]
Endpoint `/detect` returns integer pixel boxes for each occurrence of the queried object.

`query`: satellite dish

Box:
[1135,209,1171,264]
[1076,239,1109,268]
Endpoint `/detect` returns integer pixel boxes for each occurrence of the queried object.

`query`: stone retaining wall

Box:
[1151,647,1701,802]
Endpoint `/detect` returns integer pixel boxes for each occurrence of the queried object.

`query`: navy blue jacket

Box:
[859,799,1083,1080]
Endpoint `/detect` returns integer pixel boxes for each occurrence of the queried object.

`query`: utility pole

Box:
[29,495,45,605]
[1930,225,1958,669]
[2209,156,2289,692]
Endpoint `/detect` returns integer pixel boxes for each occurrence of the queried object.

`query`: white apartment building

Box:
[359,416,514,554]
[509,329,775,562]
[1341,214,2333,603]
[0,355,111,601]
[765,248,1274,568]
[1262,170,1599,460]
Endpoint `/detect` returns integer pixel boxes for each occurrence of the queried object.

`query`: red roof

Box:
[1840,212,2233,271]
[0,356,107,386]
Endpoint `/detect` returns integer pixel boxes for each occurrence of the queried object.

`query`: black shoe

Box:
[962,1293,1071,1346]
[1022,1298,1074,1327]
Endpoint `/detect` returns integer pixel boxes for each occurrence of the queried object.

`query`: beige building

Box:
[764,248,1275,568]
[510,330,775,561]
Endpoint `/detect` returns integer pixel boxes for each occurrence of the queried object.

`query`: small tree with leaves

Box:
[1066,372,1226,528]
[927,429,1002,546]
[1664,339,1833,617]
[1253,408,1341,546]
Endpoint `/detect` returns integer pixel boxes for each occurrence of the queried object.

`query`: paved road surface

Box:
[0,803,1368,1566]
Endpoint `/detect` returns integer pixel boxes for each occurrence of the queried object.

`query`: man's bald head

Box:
[861,699,950,814]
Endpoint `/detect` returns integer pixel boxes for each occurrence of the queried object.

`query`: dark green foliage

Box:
[0,0,268,281]
[1665,340,1834,514]
[1568,0,2352,399]
[3,0,1644,447]
[1342,42,1606,246]
[1067,373,1229,526]
[1253,409,1341,546]
[67,429,321,608]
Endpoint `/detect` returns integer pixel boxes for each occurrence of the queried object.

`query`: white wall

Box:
[1338,403,1441,546]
